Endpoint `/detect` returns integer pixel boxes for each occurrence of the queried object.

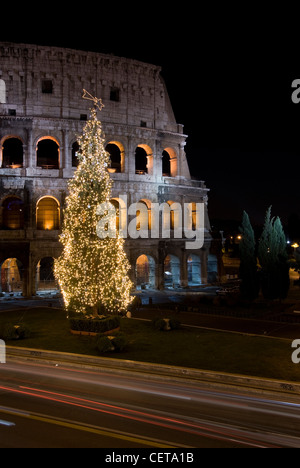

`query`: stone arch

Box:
[36,136,60,169]
[109,197,127,234]
[136,254,156,289]
[0,258,24,293]
[187,254,202,286]
[162,147,177,177]
[164,254,180,288]
[208,254,218,283]
[106,141,125,173]
[1,136,24,168]
[162,200,182,235]
[1,196,24,230]
[36,256,58,292]
[135,144,153,175]
[137,199,151,231]
[36,196,60,230]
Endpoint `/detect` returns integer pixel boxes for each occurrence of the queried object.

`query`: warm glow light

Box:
[54,106,133,315]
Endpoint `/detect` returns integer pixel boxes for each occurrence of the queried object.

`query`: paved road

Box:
[1,359,300,448]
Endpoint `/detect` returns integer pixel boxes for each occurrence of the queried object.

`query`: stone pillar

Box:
[23,254,35,298]
[27,129,34,168]
[157,245,166,290]
[180,249,188,288]
[63,130,70,170]
[201,249,208,285]
[128,137,136,176]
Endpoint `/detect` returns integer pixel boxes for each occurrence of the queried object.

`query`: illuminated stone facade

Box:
[0,42,218,296]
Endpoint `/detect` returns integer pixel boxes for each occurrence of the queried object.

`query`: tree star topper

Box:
[82,89,105,111]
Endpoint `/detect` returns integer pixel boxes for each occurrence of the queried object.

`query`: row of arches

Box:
[0,257,56,293]
[136,254,218,289]
[0,196,60,231]
[1,196,199,233]
[0,254,219,294]
[0,136,178,177]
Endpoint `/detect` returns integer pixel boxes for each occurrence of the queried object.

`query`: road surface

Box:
[0,358,300,448]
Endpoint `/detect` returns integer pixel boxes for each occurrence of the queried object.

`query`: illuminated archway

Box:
[36,257,58,292]
[1,137,24,168]
[0,258,23,293]
[163,148,177,177]
[1,197,24,230]
[164,254,180,288]
[187,254,202,286]
[136,254,156,289]
[36,137,60,169]
[36,197,60,230]
[106,141,125,173]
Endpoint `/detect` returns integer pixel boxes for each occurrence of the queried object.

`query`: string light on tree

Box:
[54,91,133,315]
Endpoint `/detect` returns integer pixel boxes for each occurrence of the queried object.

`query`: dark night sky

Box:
[1,7,300,231]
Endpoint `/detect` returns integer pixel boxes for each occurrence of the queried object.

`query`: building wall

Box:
[0,42,215,297]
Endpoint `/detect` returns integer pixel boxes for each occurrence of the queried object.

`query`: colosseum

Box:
[0,42,220,297]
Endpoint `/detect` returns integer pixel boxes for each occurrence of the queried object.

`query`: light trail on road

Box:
[1,359,300,448]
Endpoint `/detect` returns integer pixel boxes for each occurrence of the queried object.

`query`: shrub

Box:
[95,332,128,354]
[112,333,128,352]
[169,319,181,330]
[152,317,166,331]
[16,324,31,339]
[69,315,121,334]
[0,323,31,340]
[96,335,115,353]
[152,317,181,331]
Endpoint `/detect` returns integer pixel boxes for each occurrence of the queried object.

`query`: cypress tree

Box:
[258,206,289,300]
[239,211,259,301]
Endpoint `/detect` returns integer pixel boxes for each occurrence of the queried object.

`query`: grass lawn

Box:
[1,306,300,383]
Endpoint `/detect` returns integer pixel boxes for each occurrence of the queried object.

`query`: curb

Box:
[6,345,300,398]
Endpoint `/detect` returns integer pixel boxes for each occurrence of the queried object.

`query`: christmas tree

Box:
[55,92,133,315]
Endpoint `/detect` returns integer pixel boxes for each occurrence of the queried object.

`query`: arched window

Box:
[1,258,23,293]
[0,80,6,104]
[37,138,60,169]
[163,148,177,177]
[36,257,58,291]
[162,201,182,234]
[36,197,60,230]
[162,150,171,176]
[1,197,24,230]
[136,200,151,232]
[135,147,148,174]
[106,143,122,173]
[136,255,156,288]
[187,254,202,286]
[164,254,181,288]
[2,137,24,168]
